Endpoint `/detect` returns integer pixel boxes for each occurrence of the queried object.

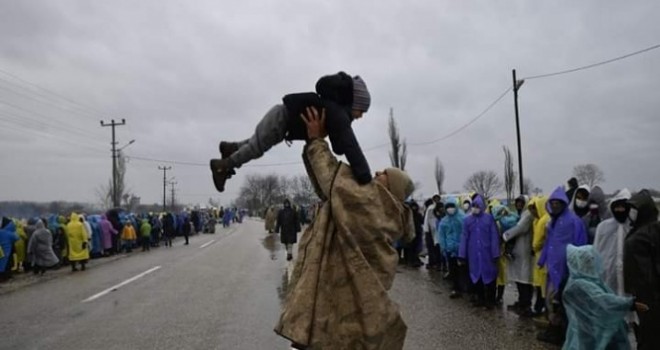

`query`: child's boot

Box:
[210,158,236,192]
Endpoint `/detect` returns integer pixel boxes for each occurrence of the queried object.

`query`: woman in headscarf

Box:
[27,219,59,275]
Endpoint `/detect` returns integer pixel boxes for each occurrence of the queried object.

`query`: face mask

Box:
[629,208,638,224]
[446,208,457,215]
[576,199,588,209]
[589,204,599,210]
[463,203,470,211]
[613,210,628,224]
[472,208,481,215]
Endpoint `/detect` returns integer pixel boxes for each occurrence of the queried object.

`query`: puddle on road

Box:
[261,232,283,261]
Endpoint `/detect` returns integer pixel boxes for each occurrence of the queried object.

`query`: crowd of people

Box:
[0,207,244,281]
[396,178,658,349]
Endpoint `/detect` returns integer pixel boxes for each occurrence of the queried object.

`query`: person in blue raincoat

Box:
[562,244,649,350]
[537,186,588,345]
[0,218,19,281]
[458,194,501,309]
[438,198,465,298]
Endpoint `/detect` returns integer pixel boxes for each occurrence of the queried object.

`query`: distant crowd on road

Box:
[0,206,247,281]
[392,177,658,350]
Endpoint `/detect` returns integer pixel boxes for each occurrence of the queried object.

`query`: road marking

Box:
[82,266,162,303]
[200,239,216,249]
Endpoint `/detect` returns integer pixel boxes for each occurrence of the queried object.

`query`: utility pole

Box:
[100,119,126,208]
[158,166,172,212]
[512,70,525,196]
[169,180,177,212]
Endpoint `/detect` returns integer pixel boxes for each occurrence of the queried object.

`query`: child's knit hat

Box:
[352,76,371,112]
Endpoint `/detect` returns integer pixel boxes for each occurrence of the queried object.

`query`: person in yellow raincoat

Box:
[276,107,415,350]
[65,213,90,272]
[121,221,137,253]
[529,196,549,316]
[12,219,28,272]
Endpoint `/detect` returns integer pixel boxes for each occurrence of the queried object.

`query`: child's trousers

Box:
[230,104,289,167]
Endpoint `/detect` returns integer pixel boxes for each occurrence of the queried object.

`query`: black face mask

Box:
[613,211,628,224]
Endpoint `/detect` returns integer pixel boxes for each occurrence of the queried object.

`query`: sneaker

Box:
[210,158,235,192]
[449,290,462,299]
[219,141,239,159]
[287,254,293,261]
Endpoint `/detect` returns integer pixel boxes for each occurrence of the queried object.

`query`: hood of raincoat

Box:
[472,195,486,215]
[567,244,604,281]
[70,213,80,223]
[528,196,549,219]
[487,199,501,214]
[571,185,591,216]
[547,186,570,216]
[492,204,519,232]
[589,186,608,219]
[628,189,659,227]
[608,188,632,216]
[34,220,45,230]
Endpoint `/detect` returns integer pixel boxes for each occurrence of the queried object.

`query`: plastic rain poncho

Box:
[459,195,501,284]
[0,221,19,271]
[530,196,550,294]
[562,244,632,350]
[538,186,588,292]
[502,200,535,285]
[593,189,631,296]
[437,198,464,259]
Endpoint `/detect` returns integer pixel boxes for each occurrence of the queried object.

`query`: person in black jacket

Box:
[624,189,659,350]
[276,199,301,261]
[210,72,372,192]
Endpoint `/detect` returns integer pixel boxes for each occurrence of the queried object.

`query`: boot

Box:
[210,158,236,192]
[537,326,564,345]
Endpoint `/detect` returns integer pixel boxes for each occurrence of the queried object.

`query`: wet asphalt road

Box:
[0,220,556,350]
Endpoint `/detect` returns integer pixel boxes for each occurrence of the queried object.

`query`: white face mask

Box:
[463,203,471,211]
[629,208,639,223]
[576,199,588,209]
[589,203,599,210]
[446,208,457,215]
[472,208,481,215]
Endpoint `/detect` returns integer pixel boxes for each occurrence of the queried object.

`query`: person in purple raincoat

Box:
[536,186,588,346]
[458,194,501,309]
[99,215,117,256]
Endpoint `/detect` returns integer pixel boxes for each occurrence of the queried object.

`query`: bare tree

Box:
[97,150,131,210]
[522,177,534,196]
[573,164,605,188]
[463,170,503,200]
[233,174,317,214]
[388,108,407,170]
[434,157,445,194]
[503,146,517,204]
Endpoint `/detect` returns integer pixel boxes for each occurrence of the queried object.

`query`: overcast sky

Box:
[1,0,659,207]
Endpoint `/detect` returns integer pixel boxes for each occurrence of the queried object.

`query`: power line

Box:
[523,43,660,80]
[0,81,109,127]
[0,67,110,119]
[125,154,302,168]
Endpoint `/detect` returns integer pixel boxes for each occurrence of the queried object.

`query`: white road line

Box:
[200,239,216,249]
[82,266,162,303]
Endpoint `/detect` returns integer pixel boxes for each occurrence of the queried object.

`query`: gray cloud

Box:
[1,0,659,206]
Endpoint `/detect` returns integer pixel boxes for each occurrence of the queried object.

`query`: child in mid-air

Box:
[210,72,372,192]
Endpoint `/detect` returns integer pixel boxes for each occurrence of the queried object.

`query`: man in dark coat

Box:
[624,189,659,350]
[276,199,301,261]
